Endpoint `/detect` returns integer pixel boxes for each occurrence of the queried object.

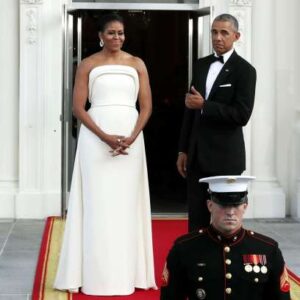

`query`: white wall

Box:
[0,0,19,218]
[15,0,64,218]
[0,0,64,218]
[274,0,299,217]
[250,0,300,218]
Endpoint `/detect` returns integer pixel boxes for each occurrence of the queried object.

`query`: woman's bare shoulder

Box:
[125,55,147,74]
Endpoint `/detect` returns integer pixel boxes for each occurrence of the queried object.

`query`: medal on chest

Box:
[243,254,268,274]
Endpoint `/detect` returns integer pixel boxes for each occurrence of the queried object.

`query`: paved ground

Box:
[0,218,299,299]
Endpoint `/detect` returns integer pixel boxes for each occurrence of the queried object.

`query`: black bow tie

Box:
[211,55,224,64]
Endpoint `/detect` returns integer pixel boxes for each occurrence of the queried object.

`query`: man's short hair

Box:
[213,14,239,32]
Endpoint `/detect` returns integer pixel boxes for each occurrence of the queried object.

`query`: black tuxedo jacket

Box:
[179,51,256,174]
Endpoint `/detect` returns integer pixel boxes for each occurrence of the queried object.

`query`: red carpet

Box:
[32,217,187,300]
[32,217,300,300]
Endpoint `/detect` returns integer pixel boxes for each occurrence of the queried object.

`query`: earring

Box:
[99,39,104,47]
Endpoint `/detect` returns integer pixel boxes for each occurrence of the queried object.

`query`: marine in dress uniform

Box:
[160,176,291,300]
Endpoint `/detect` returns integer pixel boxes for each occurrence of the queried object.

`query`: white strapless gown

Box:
[54,65,157,295]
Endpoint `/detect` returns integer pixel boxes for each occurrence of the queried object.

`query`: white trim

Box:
[67,2,207,11]
[15,192,61,219]
[21,0,43,4]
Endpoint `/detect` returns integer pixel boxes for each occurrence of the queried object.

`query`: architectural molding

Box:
[16,0,63,218]
[233,9,245,48]
[19,1,43,192]
[0,180,18,189]
[16,192,61,218]
[26,8,38,44]
[0,180,18,218]
[229,3,253,66]
[21,0,43,4]
[230,0,252,6]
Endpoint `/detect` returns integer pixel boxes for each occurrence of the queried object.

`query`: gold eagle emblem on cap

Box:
[226,177,236,184]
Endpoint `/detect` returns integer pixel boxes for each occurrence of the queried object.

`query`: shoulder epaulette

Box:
[175,228,207,245]
[246,229,278,247]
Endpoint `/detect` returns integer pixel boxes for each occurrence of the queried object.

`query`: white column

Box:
[16,0,63,218]
[0,0,19,218]
[228,0,254,218]
[251,0,286,217]
[292,110,300,218]
[288,0,300,218]
[273,0,298,218]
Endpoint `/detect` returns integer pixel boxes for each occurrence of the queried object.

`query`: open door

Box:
[61,5,211,216]
[61,8,82,216]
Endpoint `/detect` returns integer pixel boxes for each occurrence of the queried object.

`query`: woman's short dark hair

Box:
[97,13,124,32]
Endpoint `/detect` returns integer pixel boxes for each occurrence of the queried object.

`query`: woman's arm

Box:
[72,60,124,151]
[122,57,152,147]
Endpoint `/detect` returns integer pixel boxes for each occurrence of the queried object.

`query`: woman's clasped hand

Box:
[104,134,134,156]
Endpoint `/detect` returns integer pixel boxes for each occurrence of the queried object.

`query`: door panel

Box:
[61,11,74,216]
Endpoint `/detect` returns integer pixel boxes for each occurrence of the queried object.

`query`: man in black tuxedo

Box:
[177,14,256,232]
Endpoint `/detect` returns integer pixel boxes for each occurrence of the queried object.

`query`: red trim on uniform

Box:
[246,230,277,247]
[280,265,290,292]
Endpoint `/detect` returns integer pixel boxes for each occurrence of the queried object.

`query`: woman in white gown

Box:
[54,13,157,296]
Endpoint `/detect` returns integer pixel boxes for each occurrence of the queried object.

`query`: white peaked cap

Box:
[199,175,255,193]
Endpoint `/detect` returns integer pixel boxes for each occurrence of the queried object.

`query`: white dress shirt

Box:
[205,48,234,99]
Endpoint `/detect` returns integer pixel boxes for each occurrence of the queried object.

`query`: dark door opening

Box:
[68,10,193,214]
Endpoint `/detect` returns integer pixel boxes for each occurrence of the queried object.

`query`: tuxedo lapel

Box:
[207,51,238,101]
[196,55,214,96]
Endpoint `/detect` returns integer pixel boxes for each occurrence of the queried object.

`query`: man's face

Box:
[211,20,240,55]
[207,200,247,235]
